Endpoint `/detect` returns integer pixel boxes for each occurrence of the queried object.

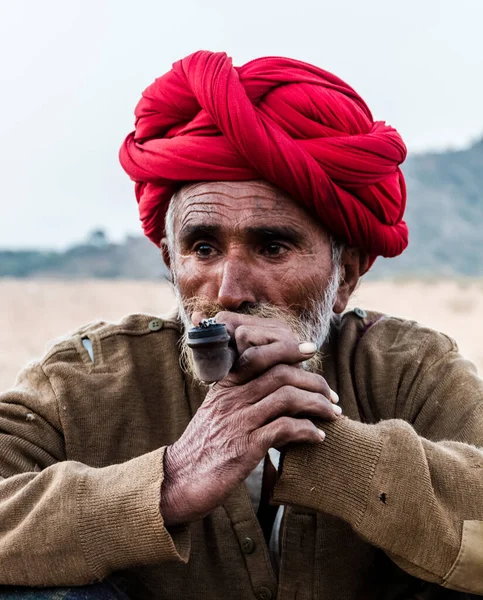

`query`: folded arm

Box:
[0,362,188,586]
[274,330,483,595]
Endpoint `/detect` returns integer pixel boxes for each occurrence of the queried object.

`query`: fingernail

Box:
[299,342,317,355]
[333,404,343,416]
[330,389,339,404]
[318,429,326,441]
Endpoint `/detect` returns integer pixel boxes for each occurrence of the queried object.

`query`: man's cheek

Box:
[280,270,327,308]
[176,262,219,299]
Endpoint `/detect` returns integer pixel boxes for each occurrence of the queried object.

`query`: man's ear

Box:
[333,247,369,314]
[160,238,172,273]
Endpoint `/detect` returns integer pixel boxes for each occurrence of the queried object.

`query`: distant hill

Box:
[0,232,168,280]
[1,138,482,279]
[372,138,483,277]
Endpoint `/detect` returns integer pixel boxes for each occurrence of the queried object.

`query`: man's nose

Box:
[217,258,258,311]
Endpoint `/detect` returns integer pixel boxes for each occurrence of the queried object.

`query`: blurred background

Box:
[1,0,482,388]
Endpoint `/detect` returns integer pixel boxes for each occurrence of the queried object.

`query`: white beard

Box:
[172,261,341,379]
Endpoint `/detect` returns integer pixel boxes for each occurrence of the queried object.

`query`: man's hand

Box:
[160,312,340,526]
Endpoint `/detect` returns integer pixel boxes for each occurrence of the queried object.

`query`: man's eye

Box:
[194,243,215,257]
[262,242,288,257]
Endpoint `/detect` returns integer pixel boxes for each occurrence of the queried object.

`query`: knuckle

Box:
[235,325,251,345]
[239,344,257,365]
[278,385,297,402]
[271,363,293,382]
[236,352,250,372]
[237,346,268,374]
[277,415,296,435]
[270,389,291,413]
[248,427,269,453]
[243,346,262,364]
[280,338,298,353]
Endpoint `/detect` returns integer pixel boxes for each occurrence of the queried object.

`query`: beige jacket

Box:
[1,309,483,599]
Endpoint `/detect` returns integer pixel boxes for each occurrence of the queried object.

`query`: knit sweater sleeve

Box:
[273,325,483,595]
[0,361,189,586]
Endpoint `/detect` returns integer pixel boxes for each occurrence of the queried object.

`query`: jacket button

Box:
[148,319,163,331]
[353,307,367,319]
[241,537,255,554]
[257,587,273,600]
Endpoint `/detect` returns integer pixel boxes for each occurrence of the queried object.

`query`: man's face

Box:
[167,180,340,316]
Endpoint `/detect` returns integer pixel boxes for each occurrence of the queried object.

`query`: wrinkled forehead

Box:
[172,180,322,235]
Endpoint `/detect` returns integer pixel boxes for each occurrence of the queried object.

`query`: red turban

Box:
[119,51,408,261]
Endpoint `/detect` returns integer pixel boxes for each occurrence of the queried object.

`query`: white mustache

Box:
[171,261,341,381]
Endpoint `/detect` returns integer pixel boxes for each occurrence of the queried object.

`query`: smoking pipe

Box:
[187,318,236,383]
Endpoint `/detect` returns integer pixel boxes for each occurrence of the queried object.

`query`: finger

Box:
[233,324,297,355]
[222,363,332,404]
[247,386,341,427]
[228,341,318,384]
[215,311,292,339]
[191,311,300,358]
[250,416,325,453]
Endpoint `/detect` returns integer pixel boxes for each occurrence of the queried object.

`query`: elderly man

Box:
[1,51,483,600]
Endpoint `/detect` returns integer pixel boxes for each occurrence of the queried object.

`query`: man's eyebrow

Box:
[245,225,305,244]
[178,224,222,242]
[177,223,305,245]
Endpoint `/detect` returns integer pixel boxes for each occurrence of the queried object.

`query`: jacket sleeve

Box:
[0,361,189,586]
[273,328,483,595]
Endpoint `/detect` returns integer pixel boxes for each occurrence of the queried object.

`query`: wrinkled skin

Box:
[160,180,365,526]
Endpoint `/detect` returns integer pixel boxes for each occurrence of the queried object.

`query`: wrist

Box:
[160,445,188,527]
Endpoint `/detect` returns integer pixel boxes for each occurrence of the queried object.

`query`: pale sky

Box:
[1,0,482,249]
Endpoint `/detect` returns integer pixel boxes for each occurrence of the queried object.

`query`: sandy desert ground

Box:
[1,278,482,390]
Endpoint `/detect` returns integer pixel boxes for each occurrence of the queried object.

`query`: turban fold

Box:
[119,51,408,261]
